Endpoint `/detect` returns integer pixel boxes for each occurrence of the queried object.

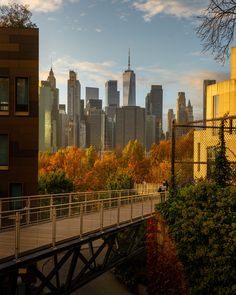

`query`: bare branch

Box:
[196,0,236,63]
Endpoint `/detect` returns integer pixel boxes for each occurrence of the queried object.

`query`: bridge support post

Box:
[15,212,20,260]
[52,206,56,248]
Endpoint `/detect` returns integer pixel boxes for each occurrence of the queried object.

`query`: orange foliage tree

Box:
[149,140,171,184]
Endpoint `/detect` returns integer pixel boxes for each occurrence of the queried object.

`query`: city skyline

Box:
[6,0,232,124]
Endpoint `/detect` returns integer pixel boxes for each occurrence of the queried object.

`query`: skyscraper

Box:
[86,87,99,104]
[145,85,163,144]
[123,49,136,106]
[176,92,194,137]
[115,106,145,149]
[67,70,81,146]
[105,80,120,107]
[167,109,175,139]
[176,92,187,125]
[39,67,59,152]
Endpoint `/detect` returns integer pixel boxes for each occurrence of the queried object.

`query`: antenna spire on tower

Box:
[128,48,131,70]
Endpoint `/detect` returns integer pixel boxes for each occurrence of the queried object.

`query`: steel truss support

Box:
[0,219,147,295]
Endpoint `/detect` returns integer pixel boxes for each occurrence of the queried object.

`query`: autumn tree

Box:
[84,153,119,190]
[196,0,236,63]
[0,3,36,28]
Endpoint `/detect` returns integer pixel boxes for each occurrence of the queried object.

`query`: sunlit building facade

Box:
[194,47,236,179]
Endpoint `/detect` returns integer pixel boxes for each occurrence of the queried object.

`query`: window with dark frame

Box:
[0,77,9,113]
[15,77,29,113]
[0,134,9,169]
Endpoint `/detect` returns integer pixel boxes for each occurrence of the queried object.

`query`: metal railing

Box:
[0,189,150,230]
[0,191,167,261]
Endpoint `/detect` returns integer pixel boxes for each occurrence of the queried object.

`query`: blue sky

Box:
[3,0,232,129]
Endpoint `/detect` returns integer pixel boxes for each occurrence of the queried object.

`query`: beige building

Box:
[194,47,236,179]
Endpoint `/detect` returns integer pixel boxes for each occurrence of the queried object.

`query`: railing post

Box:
[150,194,153,213]
[0,199,2,229]
[130,196,133,222]
[100,200,104,231]
[117,196,120,226]
[52,206,56,248]
[68,194,72,217]
[80,203,83,238]
[141,195,144,218]
[26,197,30,225]
[84,194,87,213]
[109,191,112,208]
[50,195,53,221]
[15,212,20,260]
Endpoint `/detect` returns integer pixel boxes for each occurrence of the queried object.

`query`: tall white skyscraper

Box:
[123,49,136,106]
[67,70,81,146]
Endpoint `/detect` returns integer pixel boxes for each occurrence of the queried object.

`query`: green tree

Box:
[0,3,36,28]
[157,182,236,295]
[106,170,133,190]
[85,145,97,169]
[212,119,232,187]
[38,170,74,194]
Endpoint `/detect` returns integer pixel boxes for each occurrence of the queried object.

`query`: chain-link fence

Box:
[171,116,236,189]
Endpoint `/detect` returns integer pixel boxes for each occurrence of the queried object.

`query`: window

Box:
[0,77,9,113]
[9,183,23,210]
[213,95,219,119]
[0,134,9,169]
[15,77,29,114]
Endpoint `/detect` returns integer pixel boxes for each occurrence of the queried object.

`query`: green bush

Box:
[157,182,236,295]
[38,170,74,194]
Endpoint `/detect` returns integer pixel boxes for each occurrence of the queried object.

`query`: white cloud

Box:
[1,0,75,13]
[132,0,207,21]
[95,28,102,33]
[40,56,120,87]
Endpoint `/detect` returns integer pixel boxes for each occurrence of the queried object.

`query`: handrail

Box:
[0,192,168,261]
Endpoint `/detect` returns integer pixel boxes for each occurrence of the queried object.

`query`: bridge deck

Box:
[0,195,161,261]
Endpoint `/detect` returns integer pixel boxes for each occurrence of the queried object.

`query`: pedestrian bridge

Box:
[0,189,167,294]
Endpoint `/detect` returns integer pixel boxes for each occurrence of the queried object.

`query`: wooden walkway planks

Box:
[0,199,158,261]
